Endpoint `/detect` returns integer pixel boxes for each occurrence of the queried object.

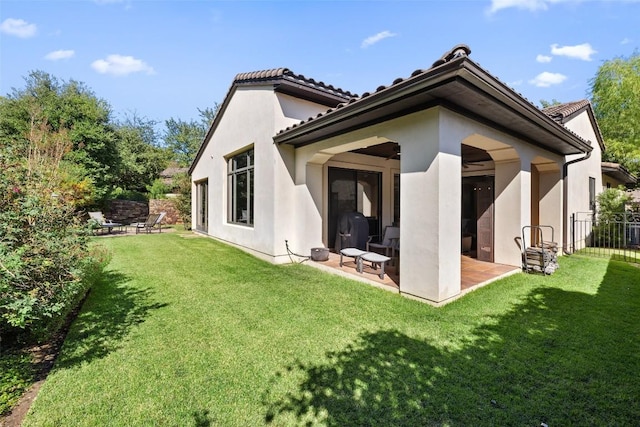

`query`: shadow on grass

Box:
[54,270,168,369]
[192,409,214,427]
[264,260,640,426]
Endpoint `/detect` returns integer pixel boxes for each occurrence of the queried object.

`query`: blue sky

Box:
[1,0,638,125]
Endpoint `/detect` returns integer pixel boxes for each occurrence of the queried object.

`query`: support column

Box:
[494,158,531,266]
[538,169,563,246]
[399,128,461,303]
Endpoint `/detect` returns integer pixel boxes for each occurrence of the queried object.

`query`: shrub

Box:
[146,178,169,200]
[173,173,191,230]
[592,187,634,248]
[0,109,106,344]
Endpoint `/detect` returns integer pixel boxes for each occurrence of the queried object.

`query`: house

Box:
[601,162,636,189]
[189,45,604,304]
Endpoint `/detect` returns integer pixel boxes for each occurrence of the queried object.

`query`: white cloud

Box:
[45,49,75,61]
[509,80,524,87]
[529,72,567,87]
[536,54,552,63]
[91,54,155,76]
[361,30,397,48]
[0,18,37,38]
[621,37,631,45]
[550,43,597,61]
[488,0,550,14]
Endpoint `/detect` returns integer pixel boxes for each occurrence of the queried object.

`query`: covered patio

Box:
[275,47,589,304]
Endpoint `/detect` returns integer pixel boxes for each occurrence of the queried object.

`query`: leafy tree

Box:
[540,99,561,108]
[164,105,218,167]
[0,71,120,203]
[114,114,169,194]
[146,179,170,199]
[590,51,640,176]
[173,173,192,229]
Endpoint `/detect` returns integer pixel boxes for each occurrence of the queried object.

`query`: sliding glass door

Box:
[195,180,208,232]
[328,167,381,249]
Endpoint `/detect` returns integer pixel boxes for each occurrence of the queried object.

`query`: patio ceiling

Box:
[274,56,592,157]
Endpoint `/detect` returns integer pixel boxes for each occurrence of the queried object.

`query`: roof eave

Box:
[275,57,592,156]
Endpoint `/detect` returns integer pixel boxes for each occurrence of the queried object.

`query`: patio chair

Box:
[366,226,400,259]
[135,212,166,234]
[88,211,123,234]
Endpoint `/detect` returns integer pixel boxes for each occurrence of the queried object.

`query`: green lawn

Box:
[21,232,640,426]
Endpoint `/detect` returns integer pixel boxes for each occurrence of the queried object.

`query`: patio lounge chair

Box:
[135,212,166,234]
[366,226,400,259]
[88,211,123,234]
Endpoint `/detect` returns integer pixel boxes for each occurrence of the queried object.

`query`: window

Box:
[195,180,208,232]
[589,176,596,211]
[228,149,254,225]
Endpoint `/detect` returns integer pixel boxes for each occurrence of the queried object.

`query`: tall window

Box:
[196,180,208,232]
[228,149,254,225]
[589,176,596,211]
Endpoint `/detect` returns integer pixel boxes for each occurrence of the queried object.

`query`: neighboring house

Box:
[189,45,604,304]
[601,162,636,190]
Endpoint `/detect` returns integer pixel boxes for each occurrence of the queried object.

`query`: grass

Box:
[19,232,640,426]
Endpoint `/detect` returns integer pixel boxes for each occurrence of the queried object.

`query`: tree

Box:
[164,104,219,167]
[590,51,640,176]
[0,71,120,203]
[113,114,169,194]
[540,99,561,109]
[173,172,192,229]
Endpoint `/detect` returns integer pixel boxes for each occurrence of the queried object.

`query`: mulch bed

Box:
[0,292,89,427]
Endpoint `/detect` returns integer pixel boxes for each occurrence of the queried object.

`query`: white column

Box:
[494,157,531,266]
[538,169,563,246]
[399,127,461,303]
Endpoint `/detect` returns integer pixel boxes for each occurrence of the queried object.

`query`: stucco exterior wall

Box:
[602,174,624,189]
[561,111,604,249]
[190,87,336,263]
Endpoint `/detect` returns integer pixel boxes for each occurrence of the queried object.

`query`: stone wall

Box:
[105,200,148,224]
[102,199,183,225]
[149,199,182,224]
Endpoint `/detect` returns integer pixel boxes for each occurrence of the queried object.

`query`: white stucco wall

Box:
[190,87,335,263]
[561,110,604,250]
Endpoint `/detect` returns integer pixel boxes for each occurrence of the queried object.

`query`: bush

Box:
[146,179,169,200]
[110,187,148,202]
[0,188,93,342]
[592,187,634,248]
[0,111,108,344]
[173,173,191,230]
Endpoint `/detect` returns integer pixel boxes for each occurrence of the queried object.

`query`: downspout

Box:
[562,150,592,255]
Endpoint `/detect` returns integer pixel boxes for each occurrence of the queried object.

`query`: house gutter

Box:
[562,150,592,255]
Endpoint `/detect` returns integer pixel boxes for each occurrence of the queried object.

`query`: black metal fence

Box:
[571,211,640,262]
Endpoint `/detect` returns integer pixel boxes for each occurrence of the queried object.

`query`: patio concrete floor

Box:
[310,251,520,299]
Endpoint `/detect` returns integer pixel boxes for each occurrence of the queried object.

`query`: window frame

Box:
[227,148,254,226]
[589,176,596,211]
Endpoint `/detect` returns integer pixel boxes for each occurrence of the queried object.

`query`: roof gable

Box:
[542,100,605,150]
[189,68,355,174]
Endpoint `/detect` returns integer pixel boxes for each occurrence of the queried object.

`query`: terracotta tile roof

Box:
[542,100,591,123]
[233,67,357,100]
[188,67,356,174]
[276,44,543,137]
